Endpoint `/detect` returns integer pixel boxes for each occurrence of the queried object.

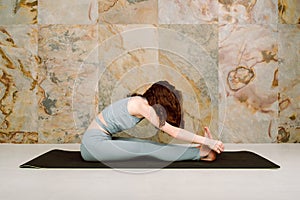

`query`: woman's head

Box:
[141,81,184,128]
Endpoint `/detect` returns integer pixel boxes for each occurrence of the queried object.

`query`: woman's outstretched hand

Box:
[203,127,225,154]
[210,140,224,154]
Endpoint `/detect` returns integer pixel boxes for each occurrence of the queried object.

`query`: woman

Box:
[80,81,224,162]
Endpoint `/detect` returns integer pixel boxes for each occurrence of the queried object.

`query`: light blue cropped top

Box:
[95,97,143,134]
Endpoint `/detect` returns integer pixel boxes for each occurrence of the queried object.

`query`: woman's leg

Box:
[81,129,200,162]
[109,137,200,161]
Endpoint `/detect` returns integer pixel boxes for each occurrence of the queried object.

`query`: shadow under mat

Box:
[19,149,280,169]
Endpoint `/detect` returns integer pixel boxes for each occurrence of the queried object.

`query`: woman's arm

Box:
[161,122,207,145]
[160,122,224,154]
[130,97,224,153]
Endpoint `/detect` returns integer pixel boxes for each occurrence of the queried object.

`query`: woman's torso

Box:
[89,97,143,135]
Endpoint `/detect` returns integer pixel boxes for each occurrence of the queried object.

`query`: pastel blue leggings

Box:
[80,129,200,162]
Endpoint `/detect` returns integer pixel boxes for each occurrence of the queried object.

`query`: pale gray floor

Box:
[0,143,299,200]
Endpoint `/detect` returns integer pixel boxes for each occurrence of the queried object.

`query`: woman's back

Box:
[99,97,143,134]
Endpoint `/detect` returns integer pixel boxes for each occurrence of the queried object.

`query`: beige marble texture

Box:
[38,25,98,143]
[278,25,300,142]
[0,0,37,25]
[158,25,219,143]
[158,0,218,24]
[0,1,299,144]
[0,25,39,143]
[219,24,278,143]
[99,0,158,24]
[219,0,278,24]
[97,24,160,141]
[279,0,300,24]
[96,24,218,144]
[38,0,98,24]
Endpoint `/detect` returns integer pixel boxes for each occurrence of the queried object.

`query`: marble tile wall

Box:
[0,0,299,143]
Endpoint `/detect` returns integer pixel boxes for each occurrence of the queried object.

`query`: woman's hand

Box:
[210,140,225,154]
[203,127,224,154]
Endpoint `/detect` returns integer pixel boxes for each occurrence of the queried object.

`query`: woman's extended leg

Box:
[81,129,200,162]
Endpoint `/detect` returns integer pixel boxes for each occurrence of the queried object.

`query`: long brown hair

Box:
[139,81,184,128]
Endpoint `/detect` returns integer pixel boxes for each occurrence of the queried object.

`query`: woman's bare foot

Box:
[199,127,217,162]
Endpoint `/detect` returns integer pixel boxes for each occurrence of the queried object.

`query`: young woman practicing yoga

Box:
[80,81,224,162]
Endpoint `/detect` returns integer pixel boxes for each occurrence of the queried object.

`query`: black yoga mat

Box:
[19,149,280,169]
